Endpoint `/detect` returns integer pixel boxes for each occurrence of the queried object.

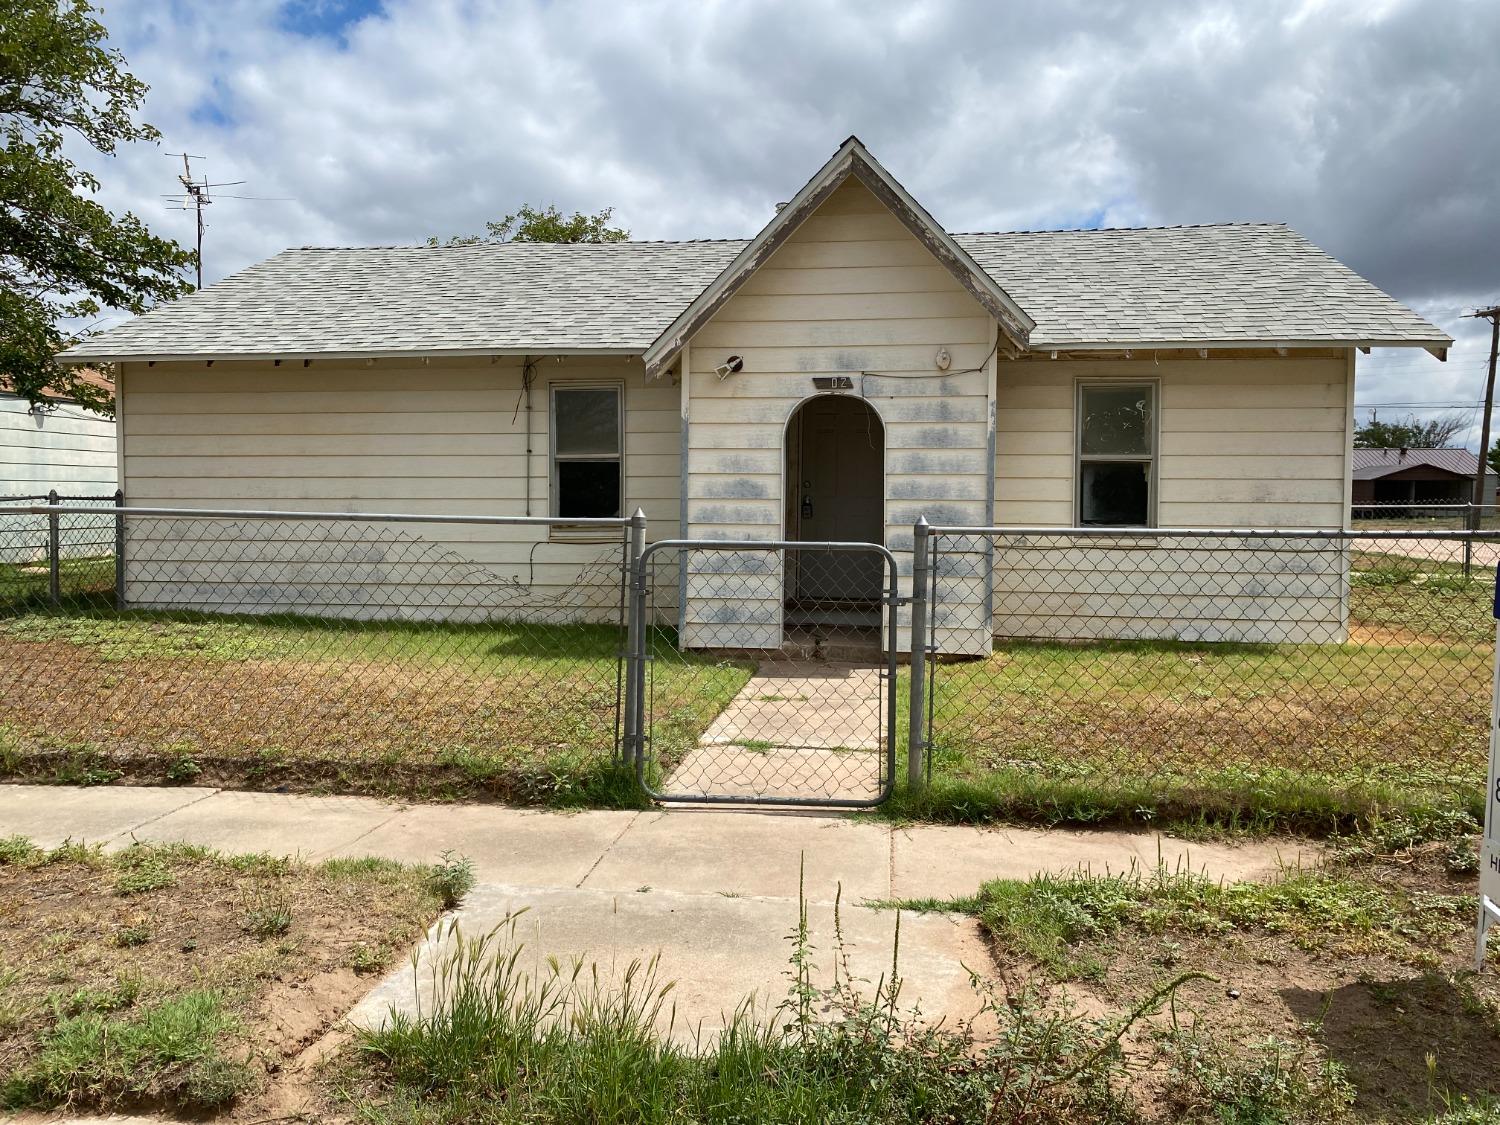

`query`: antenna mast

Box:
[168,154,211,288]
[165,155,278,289]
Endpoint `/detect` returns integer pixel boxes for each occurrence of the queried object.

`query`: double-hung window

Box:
[1076,382,1156,527]
[551,386,622,519]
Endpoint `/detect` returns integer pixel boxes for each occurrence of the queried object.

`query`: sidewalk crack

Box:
[887,823,897,899]
[109,786,221,845]
[314,809,402,860]
[575,812,643,888]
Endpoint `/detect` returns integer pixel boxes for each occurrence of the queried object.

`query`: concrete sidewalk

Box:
[0,783,1319,1038]
[0,783,1314,900]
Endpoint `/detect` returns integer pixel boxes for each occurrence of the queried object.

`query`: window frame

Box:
[548,382,624,523]
[1073,379,1159,528]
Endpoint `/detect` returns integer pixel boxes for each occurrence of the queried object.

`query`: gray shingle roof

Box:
[955,223,1448,349]
[66,241,742,360]
[1351,448,1479,480]
[63,222,1449,361]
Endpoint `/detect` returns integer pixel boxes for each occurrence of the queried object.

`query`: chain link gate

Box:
[625,539,899,807]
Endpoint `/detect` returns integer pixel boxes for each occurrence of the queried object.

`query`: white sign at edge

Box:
[1479,579,1500,967]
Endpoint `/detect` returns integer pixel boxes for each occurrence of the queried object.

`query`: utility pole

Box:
[1471,305,1500,528]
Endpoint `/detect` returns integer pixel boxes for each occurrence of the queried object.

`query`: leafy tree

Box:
[1353,411,1469,449]
[430,204,629,246]
[1,0,193,414]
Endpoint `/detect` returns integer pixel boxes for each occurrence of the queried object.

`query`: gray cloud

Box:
[77,0,1500,438]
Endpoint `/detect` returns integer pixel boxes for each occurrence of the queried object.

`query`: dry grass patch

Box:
[906,564,1493,830]
[0,612,748,805]
[0,836,448,1117]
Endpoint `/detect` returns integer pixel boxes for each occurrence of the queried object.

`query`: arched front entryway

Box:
[784,394,885,626]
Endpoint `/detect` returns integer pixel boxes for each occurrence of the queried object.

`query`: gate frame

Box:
[627,537,900,808]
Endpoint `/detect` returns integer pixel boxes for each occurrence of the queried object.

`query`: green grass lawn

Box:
[5,829,1495,1122]
[0,554,115,605]
[0,606,749,806]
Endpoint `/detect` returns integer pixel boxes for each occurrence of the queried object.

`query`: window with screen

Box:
[551,386,622,519]
[1077,383,1155,527]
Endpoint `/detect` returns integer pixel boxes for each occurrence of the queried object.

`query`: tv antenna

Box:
[164,154,291,288]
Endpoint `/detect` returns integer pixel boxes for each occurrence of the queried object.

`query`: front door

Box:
[789,394,884,602]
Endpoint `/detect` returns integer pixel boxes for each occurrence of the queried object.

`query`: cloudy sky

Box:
[81,0,1500,442]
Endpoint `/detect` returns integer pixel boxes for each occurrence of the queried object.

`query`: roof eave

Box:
[642,136,1035,380]
[1025,337,1453,359]
[59,345,646,365]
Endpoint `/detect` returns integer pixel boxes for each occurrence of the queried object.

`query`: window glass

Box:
[1080,385,1152,456]
[1080,461,1150,526]
[1077,382,1155,527]
[554,388,620,457]
[556,461,622,519]
[552,387,622,520]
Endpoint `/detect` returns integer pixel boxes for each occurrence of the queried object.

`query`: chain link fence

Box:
[1351,501,1500,532]
[0,503,643,801]
[0,492,121,604]
[5,497,1497,818]
[632,541,897,807]
[913,526,1497,812]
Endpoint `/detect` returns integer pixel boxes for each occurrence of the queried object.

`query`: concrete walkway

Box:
[666,662,886,803]
[0,784,1319,1038]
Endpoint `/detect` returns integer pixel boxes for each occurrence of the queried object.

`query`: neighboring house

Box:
[60,137,1452,652]
[1351,447,1495,511]
[1,370,116,498]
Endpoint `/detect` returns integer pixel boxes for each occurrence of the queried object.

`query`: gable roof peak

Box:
[641,137,1035,378]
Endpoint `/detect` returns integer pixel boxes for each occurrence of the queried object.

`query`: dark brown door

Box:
[791,395,883,601]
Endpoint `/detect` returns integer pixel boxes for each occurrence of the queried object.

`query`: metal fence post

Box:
[907,516,930,792]
[623,508,649,772]
[46,489,60,607]
[113,489,125,610]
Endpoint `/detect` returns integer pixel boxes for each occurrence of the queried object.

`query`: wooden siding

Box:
[1,395,117,566]
[117,356,679,620]
[683,178,995,651]
[1,395,116,496]
[983,351,1354,645]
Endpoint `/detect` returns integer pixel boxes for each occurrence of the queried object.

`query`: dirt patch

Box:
[977,844,1500,1121]
[0,839,443,1119]
[1348,622,1433,646]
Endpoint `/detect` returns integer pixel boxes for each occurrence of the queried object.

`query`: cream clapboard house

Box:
[63,137,1451,653]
